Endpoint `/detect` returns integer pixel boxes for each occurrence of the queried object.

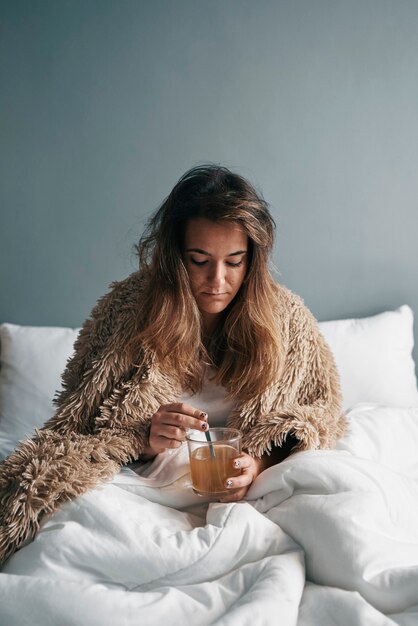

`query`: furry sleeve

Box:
[241,294,346,458]
[44,271,144,435]
[0,272,148,566]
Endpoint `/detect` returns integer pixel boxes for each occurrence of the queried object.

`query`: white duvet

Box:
[1,404,418,626]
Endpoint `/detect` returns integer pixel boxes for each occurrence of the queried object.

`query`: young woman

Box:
[0,164,345,565]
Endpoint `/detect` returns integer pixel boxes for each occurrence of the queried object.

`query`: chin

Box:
[199,301,230,315]
[202,305,227,316]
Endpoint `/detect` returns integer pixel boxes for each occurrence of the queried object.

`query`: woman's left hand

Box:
[219,452,265,502]
[219,438,297,502]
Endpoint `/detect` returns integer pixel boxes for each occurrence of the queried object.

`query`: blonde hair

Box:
[133,164,284,403]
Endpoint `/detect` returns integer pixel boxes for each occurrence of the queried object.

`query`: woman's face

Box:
[183,218,249,333]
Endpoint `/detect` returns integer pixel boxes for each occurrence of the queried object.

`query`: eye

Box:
[190,257,208,266]
[226,260,244,267]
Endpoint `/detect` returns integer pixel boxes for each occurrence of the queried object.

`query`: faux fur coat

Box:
[0,271,345,566]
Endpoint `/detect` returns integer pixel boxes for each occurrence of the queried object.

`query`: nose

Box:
[209,262,227,288]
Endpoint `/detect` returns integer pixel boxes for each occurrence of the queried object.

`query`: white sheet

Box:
[1,404,418,625]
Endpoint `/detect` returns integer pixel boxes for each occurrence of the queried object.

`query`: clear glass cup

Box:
[186,427,242,498]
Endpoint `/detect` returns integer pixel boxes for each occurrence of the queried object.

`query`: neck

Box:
[201,312,222,345]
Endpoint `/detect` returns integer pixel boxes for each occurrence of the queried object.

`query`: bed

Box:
[1,305,418,625]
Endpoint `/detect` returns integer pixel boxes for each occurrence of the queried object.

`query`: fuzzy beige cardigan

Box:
[0,271,345,565]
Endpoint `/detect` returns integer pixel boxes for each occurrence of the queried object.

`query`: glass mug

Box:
[186,427,242,498]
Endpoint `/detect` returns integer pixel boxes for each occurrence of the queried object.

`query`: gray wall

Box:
[1,0,417,364]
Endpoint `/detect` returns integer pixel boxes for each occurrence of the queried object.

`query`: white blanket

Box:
[1,404,418,626]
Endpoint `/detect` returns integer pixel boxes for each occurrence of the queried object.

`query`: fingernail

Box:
[201,422,208,431]
[200,412,208,419]
[226,479,233,488]
[233,459,240,468]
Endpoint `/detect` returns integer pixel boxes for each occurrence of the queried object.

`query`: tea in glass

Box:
[186,427,242,498]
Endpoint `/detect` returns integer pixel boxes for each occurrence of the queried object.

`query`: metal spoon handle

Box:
[205,429,216,458]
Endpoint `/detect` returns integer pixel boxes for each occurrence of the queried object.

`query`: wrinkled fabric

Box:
[1,405,417,625]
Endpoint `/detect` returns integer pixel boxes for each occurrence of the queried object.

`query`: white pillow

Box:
[0,323,80,459]
[336,403,418,478]
[1,305,417,459]
[318,305,418,412]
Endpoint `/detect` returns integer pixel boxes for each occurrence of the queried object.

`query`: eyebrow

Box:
[186,248,248,257]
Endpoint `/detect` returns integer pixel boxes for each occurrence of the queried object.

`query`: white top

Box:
[180,366,235,427]
[126,366,236,486]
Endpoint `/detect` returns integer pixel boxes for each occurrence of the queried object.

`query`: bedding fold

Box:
[1,404,418,625]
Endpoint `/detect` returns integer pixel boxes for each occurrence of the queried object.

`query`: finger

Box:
[230,454,253,471]
[150,435,183,450]
[153,424,186,442]
[154,410,209,432]
[223,472,253,491]
[160,403,208,420]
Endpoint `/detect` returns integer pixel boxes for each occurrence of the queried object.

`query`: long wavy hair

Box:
[133,163,284,402]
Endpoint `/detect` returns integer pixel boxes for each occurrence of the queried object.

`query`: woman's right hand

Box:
[141,402,209,459]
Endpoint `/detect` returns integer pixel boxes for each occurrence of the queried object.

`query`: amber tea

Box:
[186,428,242,498]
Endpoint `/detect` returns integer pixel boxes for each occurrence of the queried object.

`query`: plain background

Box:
[1,0,417,365]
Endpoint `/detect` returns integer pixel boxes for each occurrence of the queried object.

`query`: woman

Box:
[0,164,345,565]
